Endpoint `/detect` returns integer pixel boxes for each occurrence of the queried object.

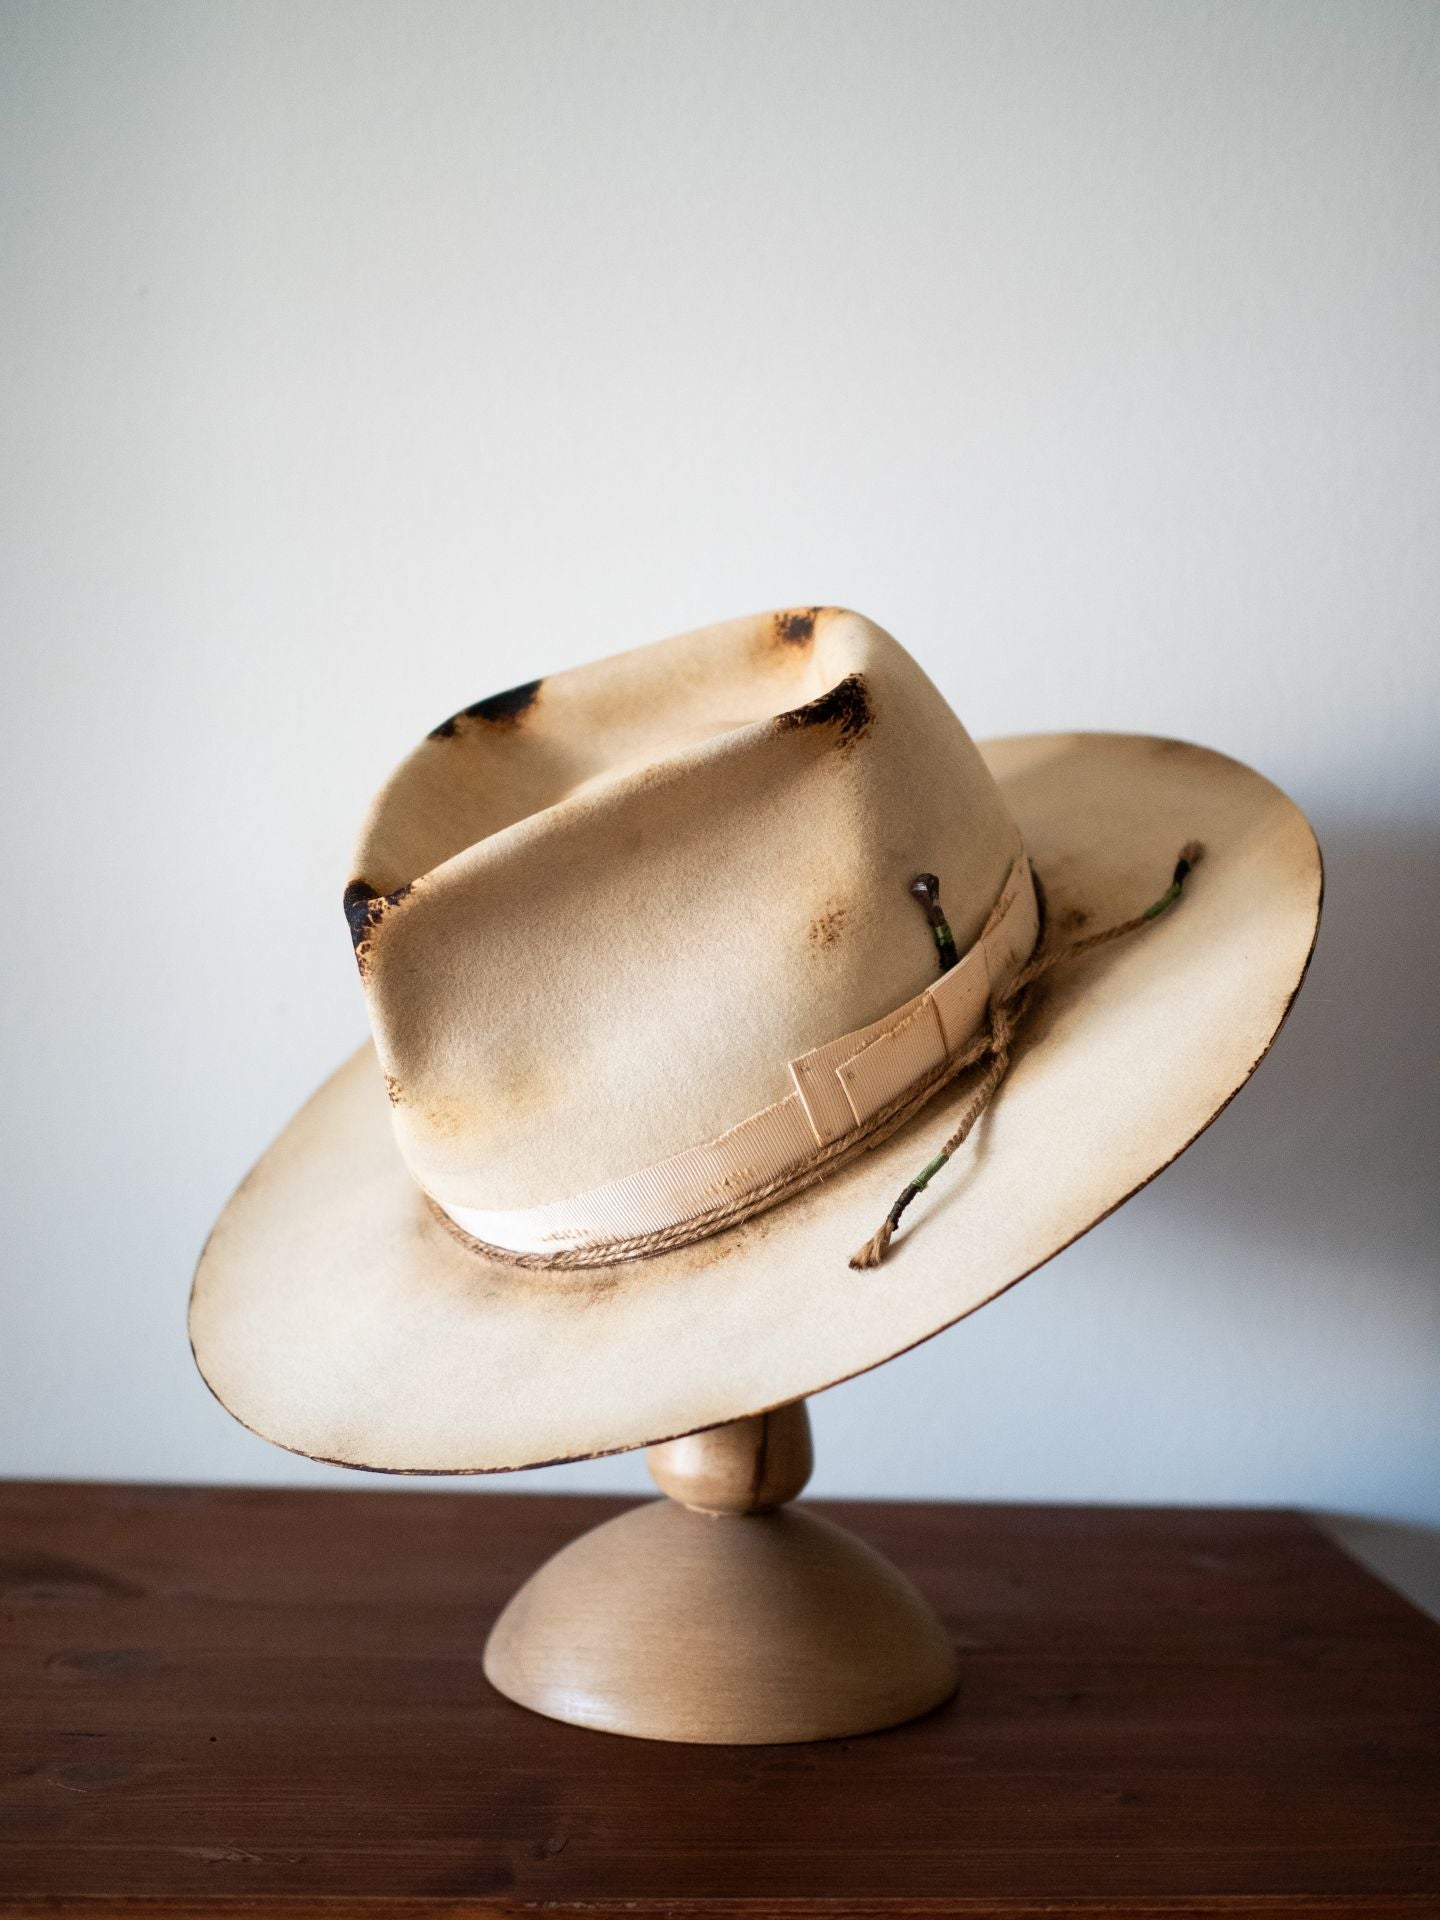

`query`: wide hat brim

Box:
[190,732,1321,1473]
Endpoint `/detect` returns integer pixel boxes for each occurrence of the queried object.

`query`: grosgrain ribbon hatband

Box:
[428,852,1040,1263]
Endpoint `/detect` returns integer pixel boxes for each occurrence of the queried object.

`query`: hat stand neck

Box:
[482,1399,958,1744]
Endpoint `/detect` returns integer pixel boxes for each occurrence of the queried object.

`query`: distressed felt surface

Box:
[350,610,1021,1209]
[190,729,1322,1472]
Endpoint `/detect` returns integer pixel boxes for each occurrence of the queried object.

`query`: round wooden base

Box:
[483,1479,958,1744]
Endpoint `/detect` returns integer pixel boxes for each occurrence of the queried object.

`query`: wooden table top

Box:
[1,1482,1437,1917]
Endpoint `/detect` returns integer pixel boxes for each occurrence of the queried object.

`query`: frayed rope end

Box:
[852,840,1204,1271]
[848,1220,894,1270]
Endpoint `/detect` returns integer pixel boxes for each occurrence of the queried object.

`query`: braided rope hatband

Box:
[424,845,1200,1272]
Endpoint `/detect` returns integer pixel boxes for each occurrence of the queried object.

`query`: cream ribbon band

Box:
[432,853,1039,1258]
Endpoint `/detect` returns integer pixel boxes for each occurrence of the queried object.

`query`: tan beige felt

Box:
[349,611,1023,1218]
[189,731,1320,1474]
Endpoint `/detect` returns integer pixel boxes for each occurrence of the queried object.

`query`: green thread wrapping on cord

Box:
[850,840,1205,1271]
[1143,845,1201,920]
[910,1150,949,1193]
[910,874,959,974]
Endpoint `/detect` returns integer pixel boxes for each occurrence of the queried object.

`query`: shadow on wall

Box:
[1321,1515,1440,1625]
[1156,815,1440,1616]
[1147,818,1438,1274]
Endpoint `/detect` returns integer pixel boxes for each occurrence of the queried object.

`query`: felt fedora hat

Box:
[190,608,1321,1473]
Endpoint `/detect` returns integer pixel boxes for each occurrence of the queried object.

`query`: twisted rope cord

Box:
[424,1012,1010,1270]
[425,843,1202,1275]
[848,841,1204,1269]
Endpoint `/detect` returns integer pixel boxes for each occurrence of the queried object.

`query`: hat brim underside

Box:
[189,732,1321,1473]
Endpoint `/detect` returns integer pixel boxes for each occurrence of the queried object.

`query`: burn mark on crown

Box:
[343,879,414,975]
[776,672,873,749]
[428,678,543,740]
[772,606,827,648]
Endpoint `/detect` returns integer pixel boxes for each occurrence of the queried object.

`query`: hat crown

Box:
[347,610,1022,1212]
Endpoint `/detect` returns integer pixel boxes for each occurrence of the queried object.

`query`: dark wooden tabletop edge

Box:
[0,1480,1321,1519]
[3,1895,1438,1918]
[0,1479,1342,1545]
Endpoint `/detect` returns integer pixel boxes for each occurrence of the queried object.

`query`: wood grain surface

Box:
[1,1482,1437,1916]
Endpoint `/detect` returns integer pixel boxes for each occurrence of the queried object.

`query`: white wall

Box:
[2,2,1436,1596]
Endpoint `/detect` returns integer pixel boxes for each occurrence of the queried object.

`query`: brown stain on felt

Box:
[776,671,873,749]
[423,1095,468,1139]
[428,678,543,740]
[809,904,850,949]
[420,1192,628,1305]
[343,879,414,975]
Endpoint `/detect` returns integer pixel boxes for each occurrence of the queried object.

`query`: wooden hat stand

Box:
[483,1400,958,1744]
